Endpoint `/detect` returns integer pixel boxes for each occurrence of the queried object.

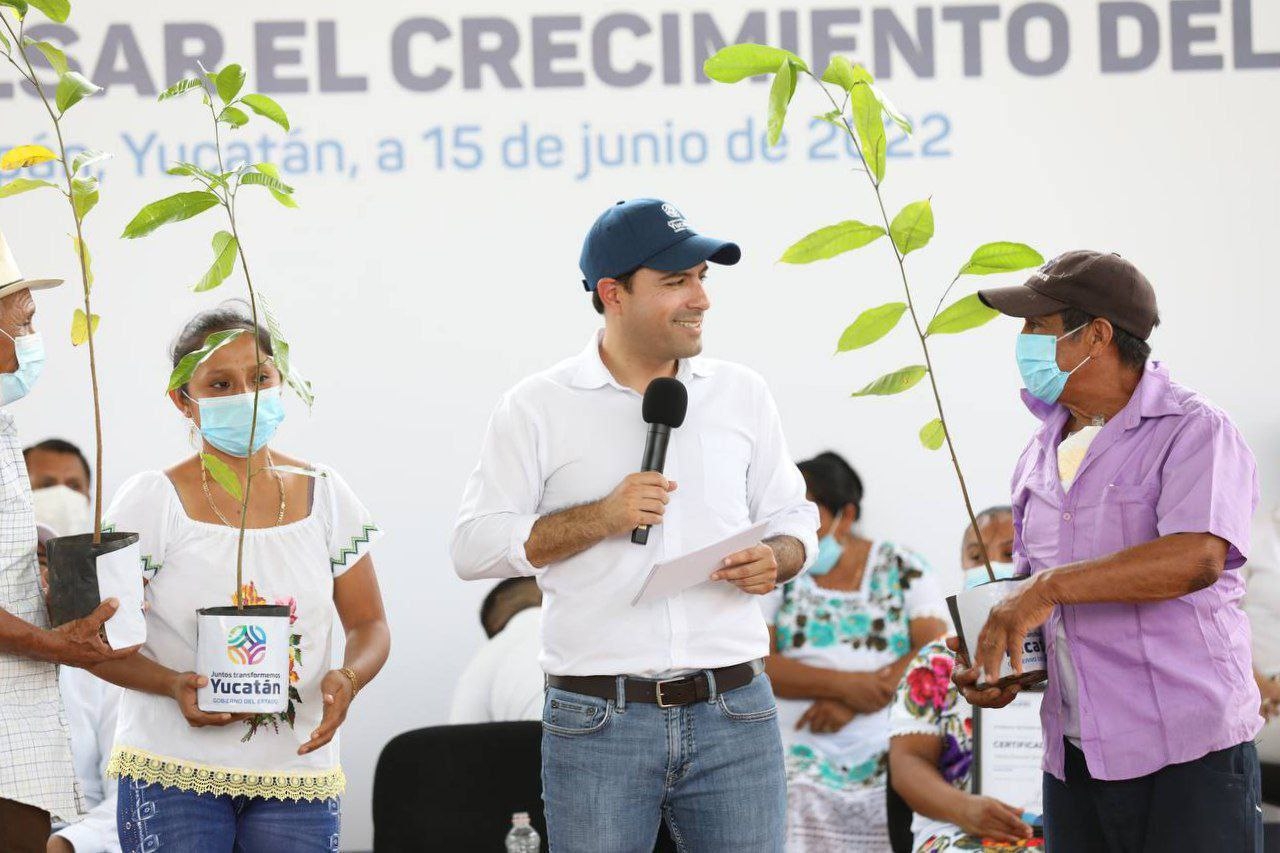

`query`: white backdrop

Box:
[2,2,1278,848]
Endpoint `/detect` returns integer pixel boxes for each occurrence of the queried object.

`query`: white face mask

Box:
[32,484,91,539]
[963,560,1017,589]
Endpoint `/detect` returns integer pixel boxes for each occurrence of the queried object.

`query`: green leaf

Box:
[122,191,220,239]
[703,43,807,83]
[240,93,290,131]
[919,418,946,451]
[167,328,246,392]
[0,1,29,19]
[926,292,1000,336]
[258,290,314,408]
[253,163,297,208]
[815,109,843,128]
[850,365,928,398]
[218,105,249,128]
[55,71,100,114]
[166,161,227,188]
[836,302,907,352]
[194,231,238,292]
[23,38,67,74]
[25,0,67,22]
[215,64,245,103]
[1,144,57,170]
[873,84,913,135]
[70,148,110,175]
[71,235,91,289]
[240,171,293,194]
[779,220,885,264]
[0,28,10,54]
[766,59,795,147]
[0,177,56,198]
[158,77,203,101]
[821,55,872,91]
[70,308,98,346]
[200,453,243,502]
[889,199,934,256]
[70,175,97,219]
[849,82,887,183]
[958,242,1045,276]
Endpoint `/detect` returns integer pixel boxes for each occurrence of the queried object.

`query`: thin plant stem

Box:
[1,15,106,543]
[202,87,264,611]
[806,70,996,580]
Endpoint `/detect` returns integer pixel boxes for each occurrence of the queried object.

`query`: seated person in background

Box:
[25,438,91,498]
[26,438,123,853]
[449,577,544,724]
[888,506,1037,852]
[26,438,91,558]
[763,451,948,852]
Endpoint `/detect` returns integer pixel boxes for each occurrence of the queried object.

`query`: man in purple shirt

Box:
[951,251,1262,851]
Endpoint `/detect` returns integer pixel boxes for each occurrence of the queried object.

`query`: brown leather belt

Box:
[547,662,757,708]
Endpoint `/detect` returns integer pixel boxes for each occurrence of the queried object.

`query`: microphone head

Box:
[641,377,688,428]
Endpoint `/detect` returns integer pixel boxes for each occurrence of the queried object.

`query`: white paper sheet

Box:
[631,521,770,606]
[98,540,147,649]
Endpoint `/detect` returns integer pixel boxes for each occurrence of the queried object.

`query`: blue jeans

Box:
[541,671,786,852]
[116,778,341,853]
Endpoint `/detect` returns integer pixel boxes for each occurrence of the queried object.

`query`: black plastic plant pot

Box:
[46,532,146,648]
[196,604,292,714]
[947,577,1048,691]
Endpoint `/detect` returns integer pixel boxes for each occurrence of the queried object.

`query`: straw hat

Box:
[0,229,63,300]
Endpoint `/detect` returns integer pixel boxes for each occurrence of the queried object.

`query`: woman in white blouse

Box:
[90,303,390,852]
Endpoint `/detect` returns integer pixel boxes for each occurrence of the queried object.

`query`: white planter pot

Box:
[195,605,291,714]
[947,577,1048,689]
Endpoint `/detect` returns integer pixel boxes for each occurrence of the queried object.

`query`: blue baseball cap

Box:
[579,199,741,292]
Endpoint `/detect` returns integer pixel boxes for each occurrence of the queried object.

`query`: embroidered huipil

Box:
[1011,361,1260,781]
[0,410,80,820]
[102,465,381,800]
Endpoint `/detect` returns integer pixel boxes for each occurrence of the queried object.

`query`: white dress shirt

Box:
[449,607,546,724]
[53,667,122,853]
[451,331,818,677]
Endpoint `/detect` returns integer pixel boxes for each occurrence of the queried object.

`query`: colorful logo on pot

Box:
[226,625,267,665]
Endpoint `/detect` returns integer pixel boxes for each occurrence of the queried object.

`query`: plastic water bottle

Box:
[505,812,541,852]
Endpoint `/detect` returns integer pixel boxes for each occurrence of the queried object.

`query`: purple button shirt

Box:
[1011,361,1261,781]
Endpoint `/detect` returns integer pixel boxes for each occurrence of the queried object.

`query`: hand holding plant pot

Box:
[0,0,145,650]
[705,45,1049,689]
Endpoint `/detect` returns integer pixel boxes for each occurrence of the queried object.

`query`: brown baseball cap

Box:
[978,250,1159,341]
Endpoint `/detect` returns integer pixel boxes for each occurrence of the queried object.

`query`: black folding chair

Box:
[373,721,677,851]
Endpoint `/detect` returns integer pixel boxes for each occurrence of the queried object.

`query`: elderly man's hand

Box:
[946,636,1021,709]
[972,574,1054,687]
[44,598,141,667]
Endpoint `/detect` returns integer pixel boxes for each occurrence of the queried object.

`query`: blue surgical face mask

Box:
[809,520,843,576]
[963,561,1017,589]
[0,330,45,406]
[1015,323,1091,404]
[190,387,285,457]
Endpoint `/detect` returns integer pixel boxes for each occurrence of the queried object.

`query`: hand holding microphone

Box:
[629,377,687,545]
[599,472,678,537]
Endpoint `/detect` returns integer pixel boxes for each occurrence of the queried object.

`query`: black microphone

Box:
[631,377,688,545]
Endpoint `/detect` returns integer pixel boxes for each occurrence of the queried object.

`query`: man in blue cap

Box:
[453,199,817,850]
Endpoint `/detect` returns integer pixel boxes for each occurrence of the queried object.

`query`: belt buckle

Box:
[655,677,684,708]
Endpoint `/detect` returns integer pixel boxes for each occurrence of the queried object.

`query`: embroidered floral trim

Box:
[108,746,345,801]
